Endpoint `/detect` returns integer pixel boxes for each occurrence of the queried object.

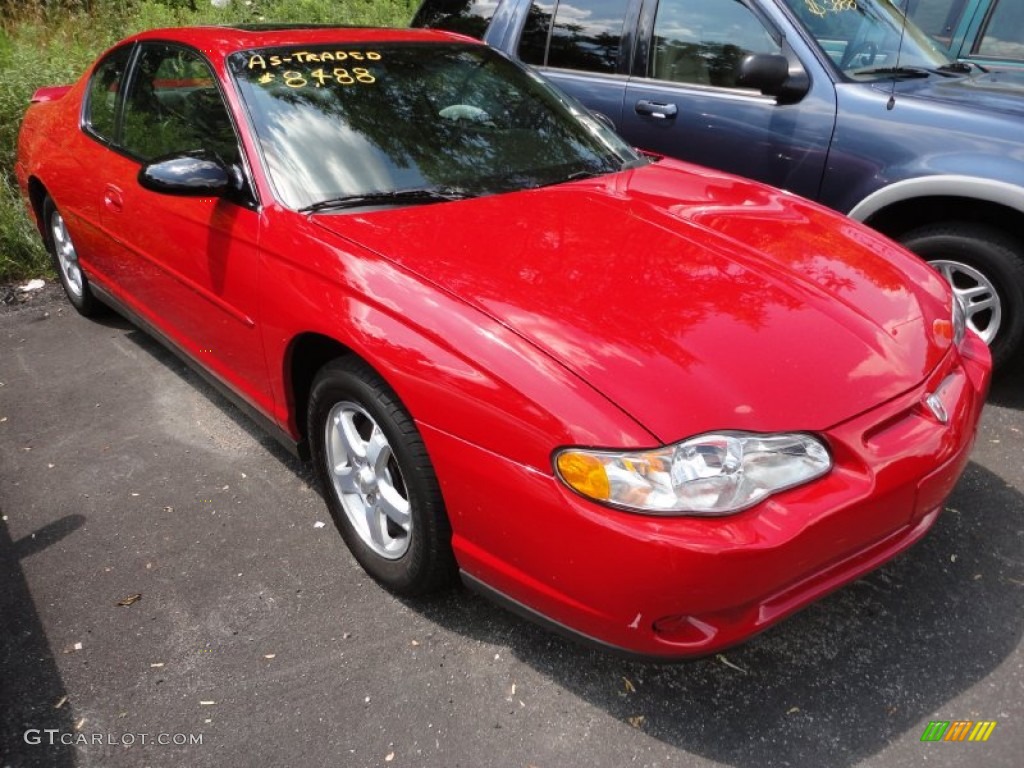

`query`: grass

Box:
[0,0,417,283]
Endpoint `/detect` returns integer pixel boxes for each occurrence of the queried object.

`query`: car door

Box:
[619,0,835,200]
[98,42,269,406]
[62,44,135,281]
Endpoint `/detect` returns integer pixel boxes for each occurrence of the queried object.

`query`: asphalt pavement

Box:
[2,283,1022,768]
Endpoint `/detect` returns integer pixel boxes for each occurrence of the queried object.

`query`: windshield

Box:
[228,43,641,210]
[779,0,954,80]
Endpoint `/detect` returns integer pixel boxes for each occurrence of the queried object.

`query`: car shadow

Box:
[1,511,84,767]
[988,358,1024,409]
[411,460,1022,765]
[113,321,309,479]
[112,316,1021,765]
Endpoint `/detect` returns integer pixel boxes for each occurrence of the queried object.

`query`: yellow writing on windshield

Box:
[256,67,377,88]
[247,50,382,70]
[804,0,858,17]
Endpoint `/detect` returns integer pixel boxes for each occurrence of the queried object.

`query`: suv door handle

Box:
[635,100,678,119]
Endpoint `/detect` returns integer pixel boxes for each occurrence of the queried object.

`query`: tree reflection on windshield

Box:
[229,43,639,209]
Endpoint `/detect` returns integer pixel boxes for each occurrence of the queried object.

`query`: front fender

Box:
[258,209,656,473]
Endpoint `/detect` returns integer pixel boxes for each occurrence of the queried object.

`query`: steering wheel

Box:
[840,40,878,70]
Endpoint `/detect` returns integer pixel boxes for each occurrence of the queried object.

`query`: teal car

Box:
[905,0,1024,69]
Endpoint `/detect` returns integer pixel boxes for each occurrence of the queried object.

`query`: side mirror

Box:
[737,54,810,105]
[138,153,231,196]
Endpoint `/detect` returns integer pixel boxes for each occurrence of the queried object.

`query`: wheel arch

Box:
[27,176,51,239]
[284,331,362,457]
[849,176,1024,243]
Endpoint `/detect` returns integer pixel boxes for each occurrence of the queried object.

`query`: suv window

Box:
[518,0,629,73]
[519,0,556,65]
[650,0,780,87]
[903,0,965,44]
[84,45,133,142]
[122,44,239,163]
[411,0,500,39]
[974,0,1024,61]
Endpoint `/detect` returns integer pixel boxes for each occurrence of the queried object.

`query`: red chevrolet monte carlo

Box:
[17,25,991,659]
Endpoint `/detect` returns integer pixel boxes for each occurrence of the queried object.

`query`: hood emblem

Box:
[925,392,949,424]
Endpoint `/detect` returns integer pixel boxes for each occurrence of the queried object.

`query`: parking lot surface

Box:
[2,286,1022,768]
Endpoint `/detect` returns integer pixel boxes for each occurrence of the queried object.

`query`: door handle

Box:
[635,100,678,119]
[103,185,123,213]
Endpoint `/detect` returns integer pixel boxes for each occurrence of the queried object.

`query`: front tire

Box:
[900,222,1024,369]
[43,197,104,317]
[308,357,456,595]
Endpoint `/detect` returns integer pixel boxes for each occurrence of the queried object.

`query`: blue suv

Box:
[414,0,1024,368]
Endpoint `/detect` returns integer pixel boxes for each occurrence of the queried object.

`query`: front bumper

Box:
[423,336,991,659]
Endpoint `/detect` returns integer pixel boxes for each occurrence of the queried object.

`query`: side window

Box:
[548,0,629,72]
[411,0,500,39]
[649,0,780,88]
[84,45,133,142]
[519,1,556,65]
[974,0,1024,61]
[121,44,239,164]
[903,0,965,45]
[518,0,630,73]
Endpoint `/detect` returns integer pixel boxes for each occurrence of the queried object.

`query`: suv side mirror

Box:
[138,153,231,197]
[738,54,810,105]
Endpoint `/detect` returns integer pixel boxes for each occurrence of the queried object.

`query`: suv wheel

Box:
[901,222,1024,369]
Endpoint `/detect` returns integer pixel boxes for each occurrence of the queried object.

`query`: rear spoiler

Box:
[30,85,72,104]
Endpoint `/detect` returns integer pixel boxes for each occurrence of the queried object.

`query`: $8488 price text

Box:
[258,67,377,88]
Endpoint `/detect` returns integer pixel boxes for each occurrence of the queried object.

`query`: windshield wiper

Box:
[935,61,989,75]
[530,167,611,191]
[852,66,931,79]
[621,156,653,170]
[549,159,647,187]
[299,187,470,213]
[564,169,607,182]
[935,61,973,74]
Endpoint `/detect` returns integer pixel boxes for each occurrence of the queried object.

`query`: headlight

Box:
[554,432,831,516]
[952,293,967,347]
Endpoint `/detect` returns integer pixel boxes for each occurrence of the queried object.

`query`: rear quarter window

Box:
[84,44,133,142]
[411,0,501,39]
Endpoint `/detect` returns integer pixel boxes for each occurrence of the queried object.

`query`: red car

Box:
[16,25,991,659]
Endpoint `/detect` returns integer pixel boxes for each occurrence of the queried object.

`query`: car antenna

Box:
[888,1,910,110]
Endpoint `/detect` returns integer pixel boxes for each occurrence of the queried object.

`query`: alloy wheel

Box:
[50,211,84,299]
[930,259,1001,345]
[324,400,412,559]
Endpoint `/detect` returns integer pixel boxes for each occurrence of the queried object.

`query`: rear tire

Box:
[307,357,456,595]
[43,197,105,318]
[900,222,1024,369]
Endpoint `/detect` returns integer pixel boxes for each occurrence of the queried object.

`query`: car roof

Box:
[124,24,477,53]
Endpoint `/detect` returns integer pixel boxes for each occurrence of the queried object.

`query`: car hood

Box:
[312,160,953,442]
[890,68,1024,118]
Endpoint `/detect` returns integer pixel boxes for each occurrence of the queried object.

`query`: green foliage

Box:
[0,0,418,282]
[0,174,50,281]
